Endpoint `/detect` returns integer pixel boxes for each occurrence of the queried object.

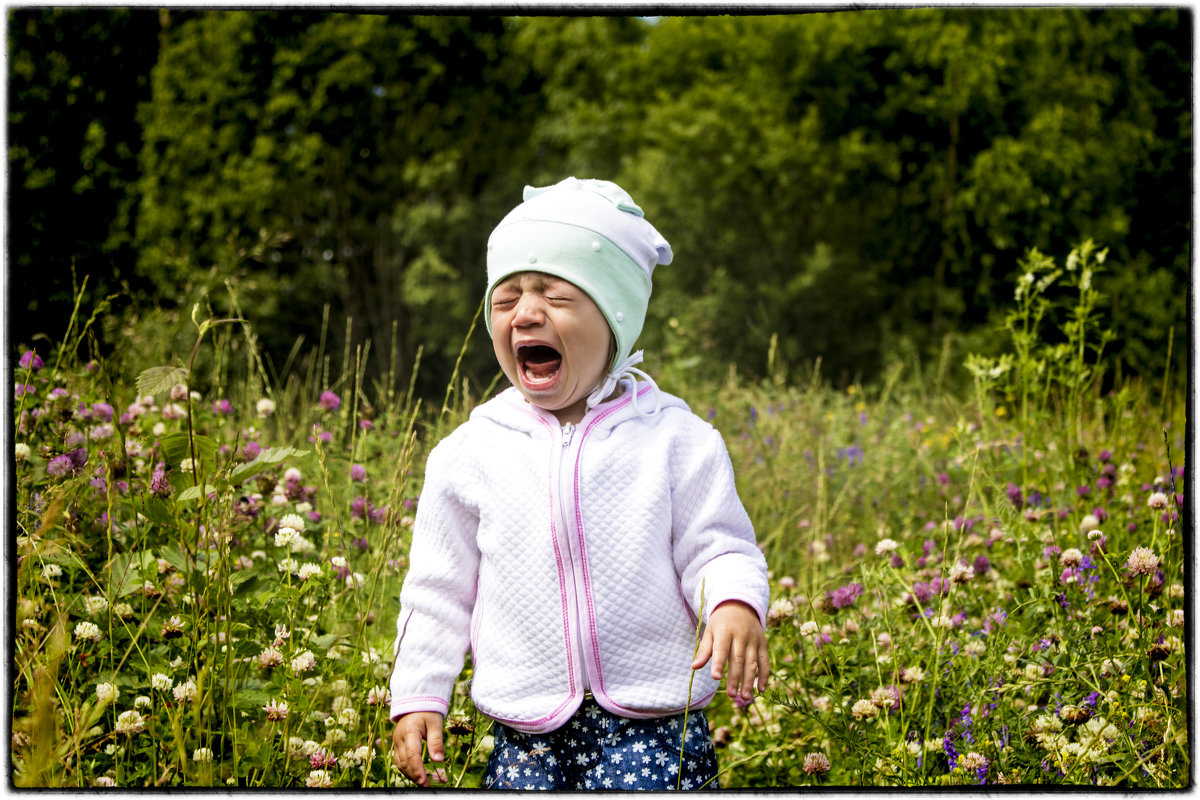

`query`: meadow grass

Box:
[10,245,1188,787]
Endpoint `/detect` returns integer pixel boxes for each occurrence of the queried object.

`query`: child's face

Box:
[490,272,613,425]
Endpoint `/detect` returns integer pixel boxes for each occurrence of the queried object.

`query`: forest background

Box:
[8,7,1192,400]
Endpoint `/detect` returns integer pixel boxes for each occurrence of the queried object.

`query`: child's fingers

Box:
[710,629,732,682]
[756,641,771,692]
[403,729,430,787]
[427,722,445,763]
[690,625,715,671]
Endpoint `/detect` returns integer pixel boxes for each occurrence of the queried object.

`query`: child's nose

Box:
[512,295,544,327]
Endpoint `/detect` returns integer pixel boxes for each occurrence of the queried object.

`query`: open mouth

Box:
[516,344,563,389]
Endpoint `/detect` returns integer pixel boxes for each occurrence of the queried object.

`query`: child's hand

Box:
[392,712,448,788]
[691,600,769,702]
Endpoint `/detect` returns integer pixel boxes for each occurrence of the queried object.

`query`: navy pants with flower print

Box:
[484,697,719,790]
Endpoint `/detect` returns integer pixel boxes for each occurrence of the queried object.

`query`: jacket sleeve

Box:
[388,437,481,721]
[670,421,769,628]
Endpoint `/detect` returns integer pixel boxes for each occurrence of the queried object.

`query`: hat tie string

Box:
[586,350,661,416]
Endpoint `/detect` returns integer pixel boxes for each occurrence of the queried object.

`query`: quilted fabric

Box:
[389,385,768,733]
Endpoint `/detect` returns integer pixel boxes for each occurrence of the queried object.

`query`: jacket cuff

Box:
[389,696,450,723]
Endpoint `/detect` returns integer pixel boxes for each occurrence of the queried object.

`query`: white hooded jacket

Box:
[388,385,768,733]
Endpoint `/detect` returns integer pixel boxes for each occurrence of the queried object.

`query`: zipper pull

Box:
[562,422,575,449]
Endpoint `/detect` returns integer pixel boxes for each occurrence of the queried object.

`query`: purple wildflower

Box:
[827,582,864,610]
[350,496,369,519]
[350,464,367,482]
[982,607,1007,634]
[46,455,74,479]
[242,441,262,460]
[19,350,43,370]
[68,448,88,470]
[150,462,173,498]
[212,399,233,415]
[972,554,991,575]
[91,402,114,422]
[318,391,341,412]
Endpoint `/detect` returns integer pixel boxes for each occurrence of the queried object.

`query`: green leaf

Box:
[141,497,177,528]
[110,550,158,597]
[158,544,189,574]
[159,432,219,468]
[135,365,190,397]
[229,446,309,485]
[234,688,272,710]
[177,482,219,503]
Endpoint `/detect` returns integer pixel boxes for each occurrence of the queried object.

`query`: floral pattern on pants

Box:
[484,698,719,790]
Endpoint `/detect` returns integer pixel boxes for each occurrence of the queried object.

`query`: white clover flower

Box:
[1024,663,1041,681]
[256,398,276,417]
[93,776,115,787]
[800,621,820,637]
[161,403,186,420]
[948,561,974,584]
[875,538,899,555]
[173,678,198,703]
[115,710,145,735]
[96,683,119,704]
[766,598,795,625]
[963,640,986,657]
[85,596,109,616]
[1147,491,1169,510]
[263,699,289,720]
[345,572,366,589]
[278,558,299,575]
[1125,547,1160,577]
[42,563,63,580]
[1078,514,1100,534]
[1167,609,1185,628]
[274,526,300,549]
[366,686,391,706]
[305,770,332,788]
[152,422,167,437]
[75,621,103,642]
[134,695,152,710]
[298,563,322,581]
[291,650,317,675]
[900,666,925,683]
[178,457,196,475]
[331,556,348,569]
[960,752,989,772]
[337,707,358,728]
[151,673,173,691]
[1060,548,1084,567]
[1087,529,1104,541]
[326,727,347,745]
[851,699,878,720]
[192,747,213,763]
[278,513,306,532]
[14,443,30,461]
[292,535,316,554]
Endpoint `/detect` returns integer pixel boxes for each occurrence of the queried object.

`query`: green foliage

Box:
[133,12,537,397]
[10,250,1186,787]
[517,9,1188,388]
[8,8,1190,397]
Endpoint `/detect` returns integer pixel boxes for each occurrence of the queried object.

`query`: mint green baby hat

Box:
[485,177,674,371]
